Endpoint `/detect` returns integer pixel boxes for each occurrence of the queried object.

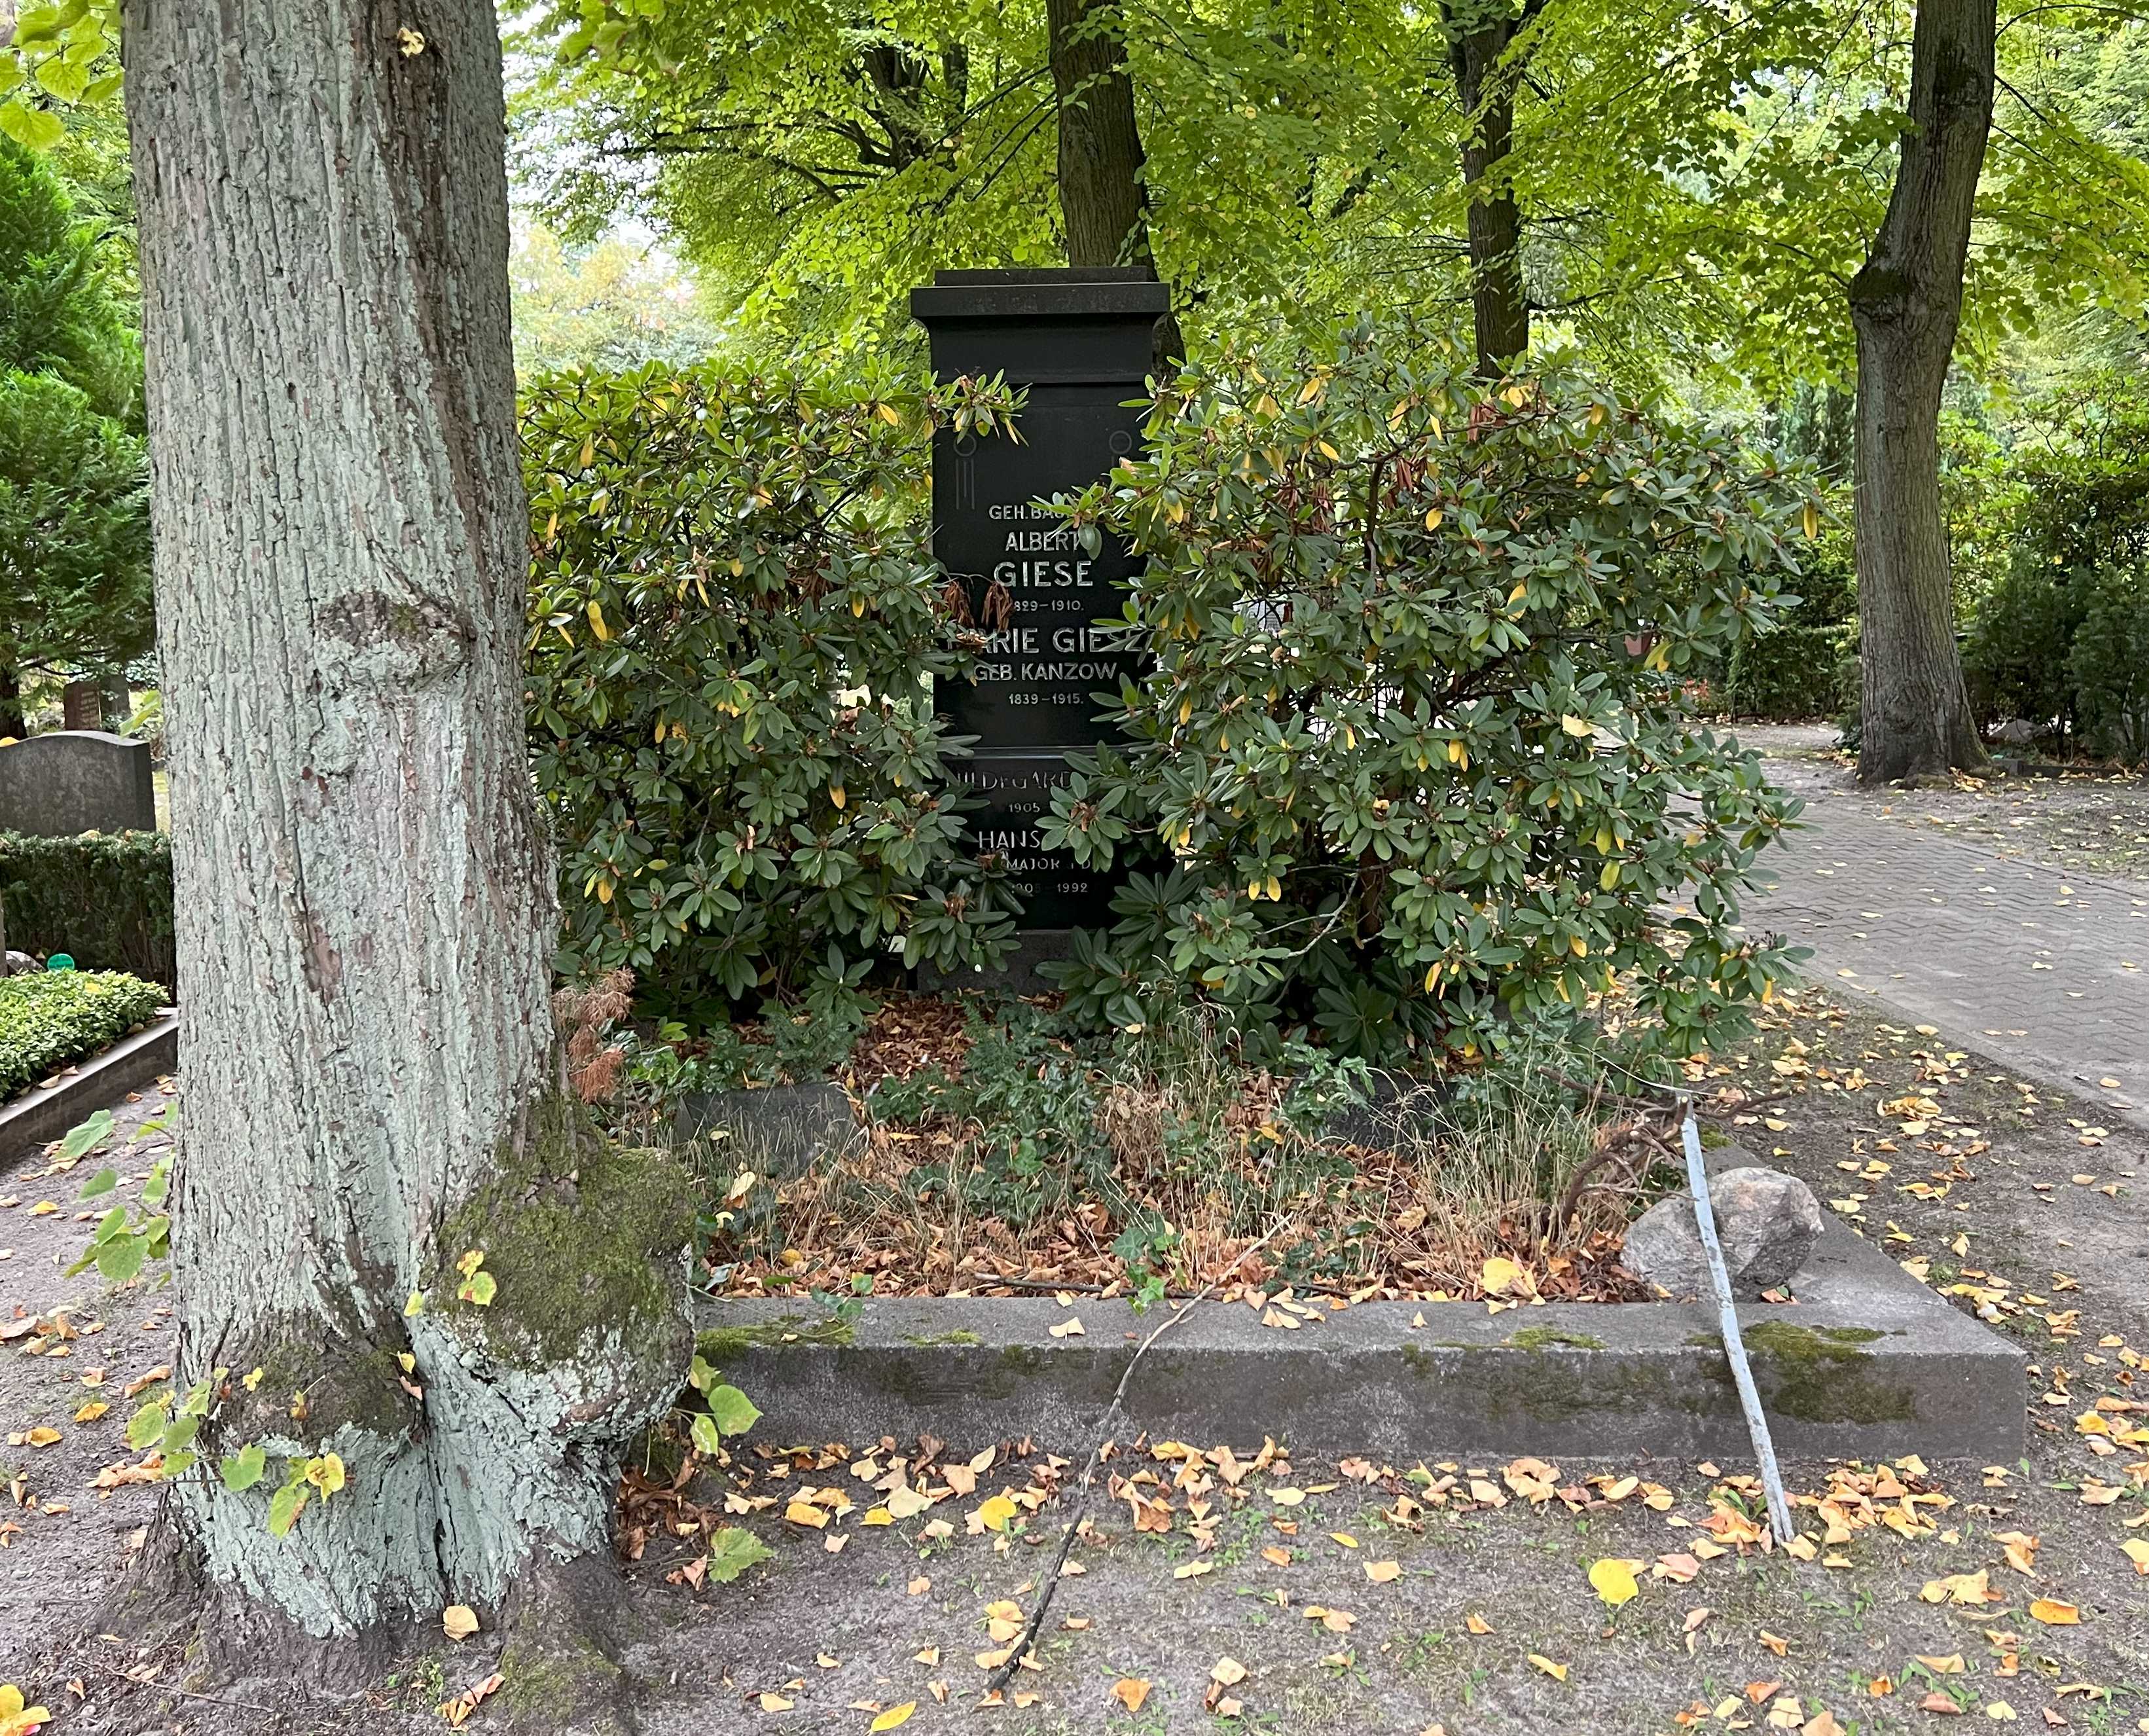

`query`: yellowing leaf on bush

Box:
[2028,1599,2080,1626]
[1528,1654,1569,1681]
[1589,1558,1643,1606]
[1560,714,1594,738]
[870,1703,916,1731]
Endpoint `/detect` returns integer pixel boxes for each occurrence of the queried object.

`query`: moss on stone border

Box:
[1506,1326,1607,1351]
[1740,1320,1913,1424]
[695,1313,856,1367]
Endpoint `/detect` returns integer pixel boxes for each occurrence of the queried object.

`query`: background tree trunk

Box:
[1045,0,1184,365]
[1849,0,1995,784]
[123,0,693,1653]
[1448,12,1531,377]
[0,667,24,738]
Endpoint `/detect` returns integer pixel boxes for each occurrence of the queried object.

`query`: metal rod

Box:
[1680,1098,1798,1546]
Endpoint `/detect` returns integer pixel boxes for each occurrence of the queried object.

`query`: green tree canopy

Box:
[0,134,149,728]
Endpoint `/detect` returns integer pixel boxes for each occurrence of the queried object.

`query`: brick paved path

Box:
[1737,734,2149,1131]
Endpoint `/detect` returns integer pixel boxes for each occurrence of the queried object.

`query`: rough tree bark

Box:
[1045,0,1185,366]
[120,0,693,1687]
[0,667,24,738]
[1446,3,1532,377]
[1848,0,1995,784]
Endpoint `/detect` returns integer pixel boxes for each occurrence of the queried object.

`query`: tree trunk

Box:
[1848,0,1995,784]
[1045,0,1185,366]
[1449,14,1530,378]
[0,666,24,738]
[122,0,693,1657]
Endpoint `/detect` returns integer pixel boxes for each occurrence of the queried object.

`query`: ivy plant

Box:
[1039,324,1817,1068]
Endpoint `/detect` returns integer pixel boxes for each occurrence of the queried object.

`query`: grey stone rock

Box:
[0,731,156,837]
[1620,1166,1825,1299]
[672,1079,859,1180]
[1991,717,2038,746]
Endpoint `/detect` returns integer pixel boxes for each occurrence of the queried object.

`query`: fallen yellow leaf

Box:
[1528,1654,1569,1681]
[1365,1560,1402,1584]
[441,1604,478,1641]
[1111,1678,1151,1712]
[1589,1557,1642,1607]
[870,1705,916,1732]
[2028,1599,2080,1626]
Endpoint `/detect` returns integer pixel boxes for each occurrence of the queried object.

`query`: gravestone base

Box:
[915,930,1074,1000]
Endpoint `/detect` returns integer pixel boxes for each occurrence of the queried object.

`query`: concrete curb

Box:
[698,1216,2025,1462]
[0,1009,177,1170]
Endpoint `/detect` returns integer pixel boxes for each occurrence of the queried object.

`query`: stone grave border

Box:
[686,1093,2025,1462]
[0,1009,177,1170]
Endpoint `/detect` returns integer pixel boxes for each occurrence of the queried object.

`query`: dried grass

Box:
[700,1013,1653,1303]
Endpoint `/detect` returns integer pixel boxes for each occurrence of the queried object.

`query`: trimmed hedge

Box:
[0,829,175,988]
[1724,622,1851,721]
[0,969,165,1100]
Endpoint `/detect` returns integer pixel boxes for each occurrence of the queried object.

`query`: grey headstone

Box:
[673,1079,859,1181]
[1620,1166,1826,1299]
[0,731,156,837]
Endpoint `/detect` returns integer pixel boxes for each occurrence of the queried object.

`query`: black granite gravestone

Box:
[910,268,1167,941]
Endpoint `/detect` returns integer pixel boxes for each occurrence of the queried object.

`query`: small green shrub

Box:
[1036,327,1816,1068]
[2070,566,2149,766]
[1960,368,2149,763]
[0,829,173,986]
[1724,520,1854,721]
[522,364,1022,1022]
[0,968,164,1099]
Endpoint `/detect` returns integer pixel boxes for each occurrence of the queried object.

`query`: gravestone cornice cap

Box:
[911,267,1172,323]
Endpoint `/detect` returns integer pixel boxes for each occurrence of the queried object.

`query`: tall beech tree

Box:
[1847,0,1995,782]
[121,0,693,1677]
[1043,0,1184,360]
[1441,0,1538,375]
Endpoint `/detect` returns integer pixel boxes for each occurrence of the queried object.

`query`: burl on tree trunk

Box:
[1849,0,1995,784]
[120,0,693,1707]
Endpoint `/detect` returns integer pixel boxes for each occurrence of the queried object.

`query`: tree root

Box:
[489,1552,643,1736]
